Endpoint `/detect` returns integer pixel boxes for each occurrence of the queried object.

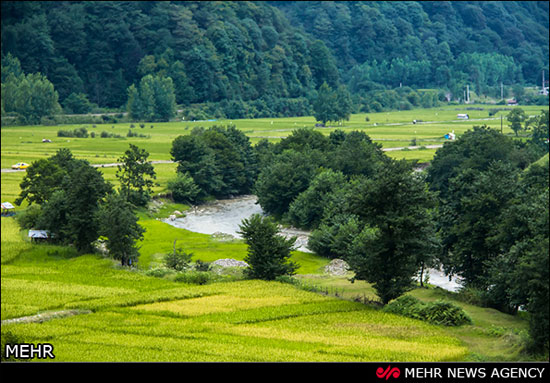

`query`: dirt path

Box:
[1,309,91,325]
[1,160,174,173]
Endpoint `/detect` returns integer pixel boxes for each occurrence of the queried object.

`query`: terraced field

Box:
[1,216,468,362]
[2,106,541,362]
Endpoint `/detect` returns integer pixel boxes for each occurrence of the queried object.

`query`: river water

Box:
[163,195,462,292]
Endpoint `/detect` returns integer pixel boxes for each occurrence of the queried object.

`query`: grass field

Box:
[2,104,543,170]
[2,217,469,362]
[1,105,544,362]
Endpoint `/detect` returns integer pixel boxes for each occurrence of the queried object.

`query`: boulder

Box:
[324,259,350,275]
[212,258,249,268]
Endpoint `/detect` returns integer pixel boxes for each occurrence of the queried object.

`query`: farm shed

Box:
[1,202,15,216]
[28,230,50,242]
[506,99,518,106]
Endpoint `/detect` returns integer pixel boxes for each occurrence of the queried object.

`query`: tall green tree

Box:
[127,74,176,122]
[62,160,112,253]
[313,82,338,125]
[287,169,347,230]
[238,213,298,280]
[346,160,439,304]
[15,158,64,206]
[97,191,145,266]
[116,144,157,207]
[1,54,61,124]
[438,161,520,288]
[254,149,320,217]
[171,126,257,199]
[507,108,527,137]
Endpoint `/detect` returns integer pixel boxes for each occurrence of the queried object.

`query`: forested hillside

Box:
[272,2,549,89]
[1,1,548,119]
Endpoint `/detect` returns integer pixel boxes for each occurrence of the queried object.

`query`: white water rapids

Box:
[163,195,462,292]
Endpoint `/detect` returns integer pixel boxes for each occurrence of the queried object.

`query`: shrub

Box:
[173,270,212,285]
[422,300,473,326]
[57,129,74,137]
[164,242,193,271]
[167,173,200,204]
[144,267,175,278]
[16,204,43,229]
[384,295,472,326]
[57,127,88,138]
[194,260,211,271]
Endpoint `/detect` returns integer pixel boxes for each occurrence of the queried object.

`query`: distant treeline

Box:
[1,1,549,121]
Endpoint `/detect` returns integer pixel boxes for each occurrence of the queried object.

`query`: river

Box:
[163,195,462,292]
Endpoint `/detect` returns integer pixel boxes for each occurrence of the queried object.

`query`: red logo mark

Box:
[376,365,401,380]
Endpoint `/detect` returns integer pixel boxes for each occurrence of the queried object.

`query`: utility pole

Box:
[467,85,470,103]
[501,114,503,133]
[501,82,503,100]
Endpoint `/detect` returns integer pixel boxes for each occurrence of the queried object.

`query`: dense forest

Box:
[1,1,549,121]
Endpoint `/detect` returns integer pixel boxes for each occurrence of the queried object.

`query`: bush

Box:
[144,267,175,278]
[383,295,472,326]
[167,173,200,204]
[194,260,211,271]
[16,205,43,229]
[422,300,473,326]
[57,127,88,138]
[100,131,122,138]
[173,270,212,285]
[164,243,192,271]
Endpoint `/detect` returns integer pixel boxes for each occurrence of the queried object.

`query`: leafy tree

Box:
[164,240,193,271]
[427,126,521,200]
[334,85,353,122]
[308,40,339,88]
[276,127,330,154]
[171,126,257,199]
[97,191,145,266]
[127,74,176,121]
[62,160,112,253]
[287,169,346,230]
[34,155,112,253]
[62,92,92,114]
[15,159,65,206]
[308,213,362,259]
[166,172,200,204]
[171,133,222,198]
[438,161,520,288]
[237,213,298,280]
[346,160,439,304]
[328,130,385,177]
[116,144,157,207]
[1,57,61,124]
[483,160,549,350]
[507,108,527,137]
[313,82,338,125]
[527,110,549,156]
[255,149,320,217]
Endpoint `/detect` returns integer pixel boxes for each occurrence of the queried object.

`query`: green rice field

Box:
[1,105,543,362]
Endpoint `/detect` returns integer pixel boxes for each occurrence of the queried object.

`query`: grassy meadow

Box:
[1,105,543,362]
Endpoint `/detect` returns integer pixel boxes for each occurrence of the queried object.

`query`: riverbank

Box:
[162,194,463,292]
